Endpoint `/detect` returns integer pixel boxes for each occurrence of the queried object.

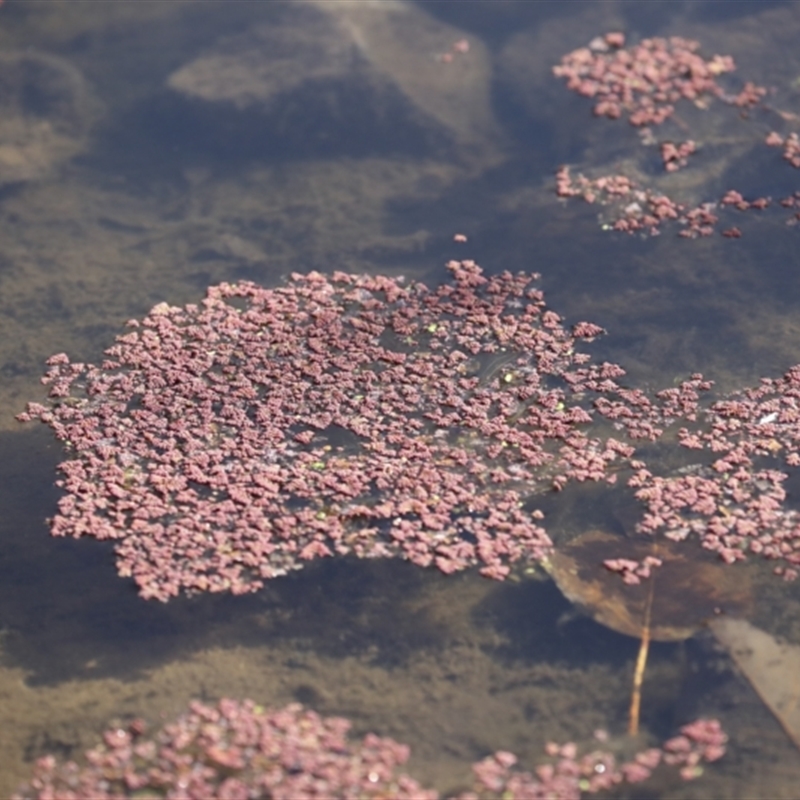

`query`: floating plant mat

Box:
[18,261,631,601]
[544,528,753,734]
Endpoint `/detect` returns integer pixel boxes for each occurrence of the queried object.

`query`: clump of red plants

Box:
[553,32,799,237]
[19,260,800,598]
[18,260,633,601]
[13,699,726,800]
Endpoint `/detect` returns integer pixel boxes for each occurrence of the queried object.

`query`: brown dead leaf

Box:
[546,529,753,641]
[546,529,754,735]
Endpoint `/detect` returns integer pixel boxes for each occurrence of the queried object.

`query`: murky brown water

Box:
[2,1,800,797]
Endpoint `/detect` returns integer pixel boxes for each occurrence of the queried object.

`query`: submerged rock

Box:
[166,0,504,167]
[0,51,101,185]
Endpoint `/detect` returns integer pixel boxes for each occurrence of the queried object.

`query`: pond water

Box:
[2,1,800,797]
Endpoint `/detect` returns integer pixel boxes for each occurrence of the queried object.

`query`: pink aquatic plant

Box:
[468,719,725,798]
[19,261,635,601]
[553,166,762,239]
[552,33,792,239]
[20,255,800,597]
[660,140,696,172]
[12,700,437,800]
[766,130,800,168]
[13,699,726,800]
[552,33,739,128]
[555,165,687,236]
[624,366,800,579]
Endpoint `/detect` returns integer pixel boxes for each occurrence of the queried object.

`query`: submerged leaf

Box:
[710,617,800,753]
[545,529,752,641]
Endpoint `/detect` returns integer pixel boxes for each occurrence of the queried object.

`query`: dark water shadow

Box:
[4,424,678,694]
[1,426,483,685]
